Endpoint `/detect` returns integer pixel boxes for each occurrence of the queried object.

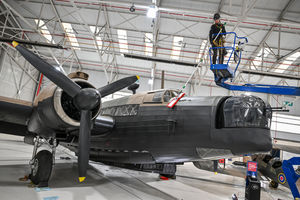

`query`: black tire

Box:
[30,150,53,186]
[269,180,279,189]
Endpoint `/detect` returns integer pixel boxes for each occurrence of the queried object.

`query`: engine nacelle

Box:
[27,73,101,138]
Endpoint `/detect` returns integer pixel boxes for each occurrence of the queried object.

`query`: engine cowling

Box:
[27,76,101,138]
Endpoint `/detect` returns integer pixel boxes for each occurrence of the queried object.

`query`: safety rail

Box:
[208,32,300,96]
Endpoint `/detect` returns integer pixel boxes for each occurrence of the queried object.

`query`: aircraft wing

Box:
[193,159,278,184]
[0,96,33,136]
[273,139,300,154]
[193,160,246,178]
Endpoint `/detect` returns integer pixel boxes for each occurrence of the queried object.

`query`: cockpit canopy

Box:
[217,95,272,129]
[143,89,180,104]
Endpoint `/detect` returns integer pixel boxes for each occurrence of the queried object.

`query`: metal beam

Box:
[103,5,120,83]
[267,46,300,72]
[230,0,258,32]
[149,0,161,91]
[278,47,300,62]
[0,22,296,53]
[0,44,38,83]
[217,0,225,13]
[246,0,296,67]
[3,0,65,73]
[69,1,110,82]
[19,10,300,35]
[0,47,6,75]
[71,0,300,28]
[49,0,83,71]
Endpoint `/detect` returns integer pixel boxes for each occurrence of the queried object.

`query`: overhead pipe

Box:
[123,53,197,67]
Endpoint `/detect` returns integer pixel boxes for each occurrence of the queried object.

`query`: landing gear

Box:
[159,163,177,180]
[29,137,57,187]
[30,150,53,187]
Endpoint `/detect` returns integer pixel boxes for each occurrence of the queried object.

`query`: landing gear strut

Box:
[29,137,57,187]
[159,164,177,180]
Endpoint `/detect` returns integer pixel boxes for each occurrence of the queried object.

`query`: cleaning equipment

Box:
[209,32,300,96]
[167,61,203,108]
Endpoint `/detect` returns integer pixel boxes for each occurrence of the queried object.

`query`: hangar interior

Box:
[0,0,300,199]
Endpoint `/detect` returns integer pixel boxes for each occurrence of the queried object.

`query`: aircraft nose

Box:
[212,95,272,155]
[221,95,272,129]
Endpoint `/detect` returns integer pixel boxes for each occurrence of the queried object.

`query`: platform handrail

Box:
[209,32,248,80]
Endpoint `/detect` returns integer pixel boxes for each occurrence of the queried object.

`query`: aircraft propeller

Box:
[12,41,139,182]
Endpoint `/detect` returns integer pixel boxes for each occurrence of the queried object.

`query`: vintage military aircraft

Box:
[193,151,288,189]
[0,41,272,187]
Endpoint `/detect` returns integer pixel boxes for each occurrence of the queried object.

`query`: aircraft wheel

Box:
[269,180,279,189]
[30,150,53,187]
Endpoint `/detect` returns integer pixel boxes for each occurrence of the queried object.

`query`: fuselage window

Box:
[152,91,163,102]
[171,90,179,97]
[163,91,171,102]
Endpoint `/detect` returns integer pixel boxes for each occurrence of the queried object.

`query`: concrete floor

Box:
[0,133,294,200]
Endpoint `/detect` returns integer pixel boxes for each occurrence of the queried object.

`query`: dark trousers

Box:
[212,45,225,64]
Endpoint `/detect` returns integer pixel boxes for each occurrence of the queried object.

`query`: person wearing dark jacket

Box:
[209,13,226,64]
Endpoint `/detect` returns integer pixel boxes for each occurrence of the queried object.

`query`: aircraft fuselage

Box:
[64,91,272,166]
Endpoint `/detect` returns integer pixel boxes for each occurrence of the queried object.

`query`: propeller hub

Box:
[74,88,101,111]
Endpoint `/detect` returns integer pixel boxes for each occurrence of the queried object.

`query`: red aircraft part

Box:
[167,92,186,108]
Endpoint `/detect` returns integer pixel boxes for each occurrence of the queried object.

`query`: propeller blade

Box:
[78,110,92,182]
[98,75,139,98]
[12,41,81,97]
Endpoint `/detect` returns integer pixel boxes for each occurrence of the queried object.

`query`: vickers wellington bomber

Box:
[0,41,272,187]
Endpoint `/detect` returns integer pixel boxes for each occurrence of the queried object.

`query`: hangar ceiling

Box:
[0,0,299,101]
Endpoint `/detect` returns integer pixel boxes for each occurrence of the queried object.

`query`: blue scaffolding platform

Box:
[282,157,300,199]
[209,32,300,96]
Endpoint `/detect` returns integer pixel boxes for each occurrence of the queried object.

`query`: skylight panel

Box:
[62,22,79,49]
[89,26,102,49]
[145,33,153,56]
[171,36,183,60]
[274,52,300,73]
[251,48,271,69]
[35,19,53,43]
[117,29,129,53]
[196,40,207,63]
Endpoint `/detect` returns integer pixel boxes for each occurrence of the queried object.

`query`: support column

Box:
[161,70,165,89]
[0,48,6,75]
